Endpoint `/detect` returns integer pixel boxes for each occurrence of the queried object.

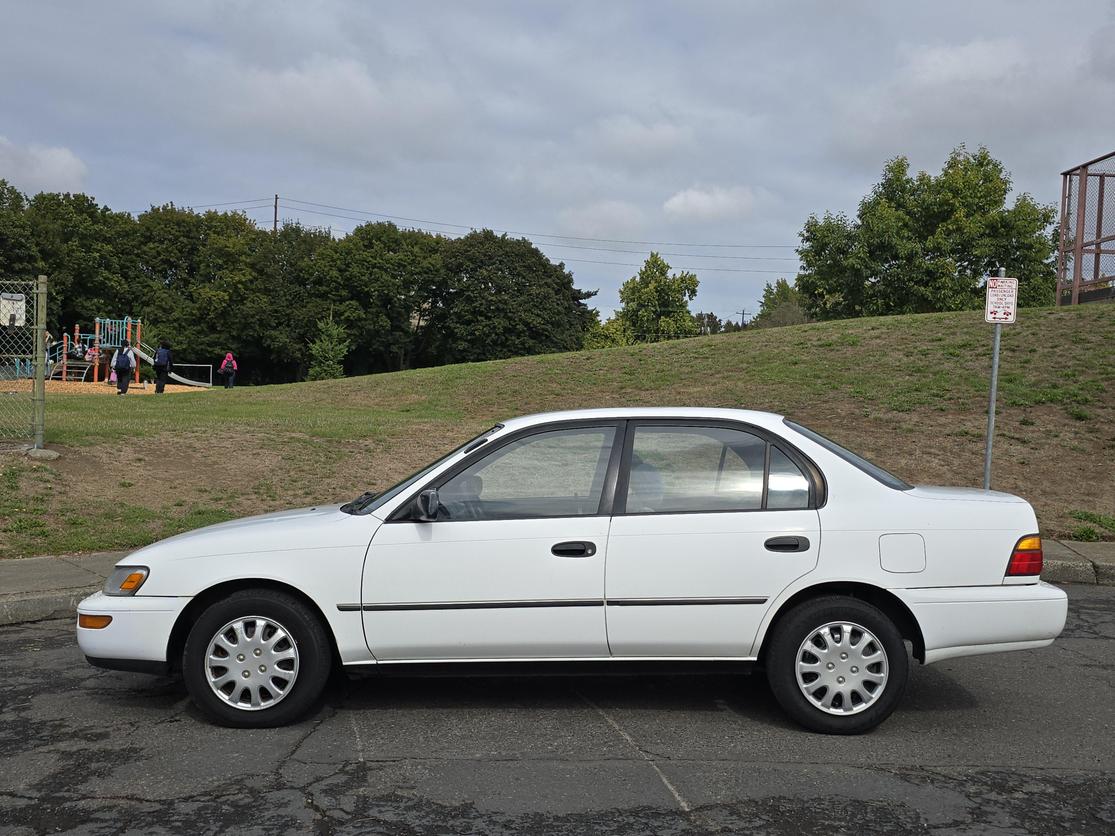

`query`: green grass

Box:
[1071,510,1115,534]
[1,303,1112,557]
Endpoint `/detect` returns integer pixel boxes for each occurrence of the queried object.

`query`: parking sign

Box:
[985,277,1018,324]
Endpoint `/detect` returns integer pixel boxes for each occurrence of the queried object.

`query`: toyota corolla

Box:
[77,408,1068,733]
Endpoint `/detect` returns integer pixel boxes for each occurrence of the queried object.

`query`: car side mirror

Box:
[416,488,440,522]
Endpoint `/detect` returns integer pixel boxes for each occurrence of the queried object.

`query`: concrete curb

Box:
[0,587,99,626]
[1041,558,1098,585]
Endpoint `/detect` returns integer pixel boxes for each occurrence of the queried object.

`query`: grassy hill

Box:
[2,304,1113,558]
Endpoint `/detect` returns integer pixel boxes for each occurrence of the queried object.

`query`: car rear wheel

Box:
[766,596,908,734]
[183,589,332,727]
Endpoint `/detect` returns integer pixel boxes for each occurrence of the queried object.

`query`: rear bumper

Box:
[76,591,190,668]
[895,581,1068,664]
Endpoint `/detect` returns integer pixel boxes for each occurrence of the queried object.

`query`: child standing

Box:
[219,352,237,389]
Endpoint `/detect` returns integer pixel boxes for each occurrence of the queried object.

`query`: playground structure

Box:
[1057,150,1115,305]
[48,318,213,388]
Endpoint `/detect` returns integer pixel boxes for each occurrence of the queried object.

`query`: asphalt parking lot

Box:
[1,584,1112,835]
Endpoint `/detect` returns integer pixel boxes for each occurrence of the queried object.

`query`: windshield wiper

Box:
[340,491,377,514]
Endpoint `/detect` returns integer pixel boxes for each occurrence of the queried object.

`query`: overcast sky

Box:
[2,1,1112,319]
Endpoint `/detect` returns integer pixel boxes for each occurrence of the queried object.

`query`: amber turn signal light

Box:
[78,614,113,629]
[119,572,146,591]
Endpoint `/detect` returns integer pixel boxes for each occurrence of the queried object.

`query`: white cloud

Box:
[558,199,646,238]
[193,53,470,165]
[0,136,87,194]
[829,35,1114,182]
[903,39,1026,86]
[663,185,758,221]
[593,115,694,161]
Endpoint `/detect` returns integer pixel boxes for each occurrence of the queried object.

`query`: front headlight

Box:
[103,566,149,596]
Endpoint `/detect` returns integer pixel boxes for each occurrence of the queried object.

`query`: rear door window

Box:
[620,424,814,514]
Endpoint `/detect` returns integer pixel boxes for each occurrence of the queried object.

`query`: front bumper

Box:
[896,581,1068,664]
[76,591,191,670]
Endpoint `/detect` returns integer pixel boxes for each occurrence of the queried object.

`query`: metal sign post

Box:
[983,268,1018,490]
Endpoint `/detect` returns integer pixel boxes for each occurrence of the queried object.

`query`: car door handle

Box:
[551,541,597,557]
[764,536,810,553]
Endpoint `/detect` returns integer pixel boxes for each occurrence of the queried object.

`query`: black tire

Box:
[182,588,332,728]
[765,596,908,734]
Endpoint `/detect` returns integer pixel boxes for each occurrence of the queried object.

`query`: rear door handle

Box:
[764,536,810,553]
[551,541,597,557]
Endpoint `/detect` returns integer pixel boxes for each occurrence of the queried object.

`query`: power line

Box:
[281,196,797,249]
[252,207,794,276]
[186,198,273,209]
[274,202,799,272]
[550,257,790,274]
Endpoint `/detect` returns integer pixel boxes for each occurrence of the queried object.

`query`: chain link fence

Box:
[1057,151,1115,305]
[0,277,45,446]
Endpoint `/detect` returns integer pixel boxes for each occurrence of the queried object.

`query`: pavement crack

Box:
[284,706,337,765]
[576,690,693,813]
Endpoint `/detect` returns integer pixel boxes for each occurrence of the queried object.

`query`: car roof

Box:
[499,407,788,432]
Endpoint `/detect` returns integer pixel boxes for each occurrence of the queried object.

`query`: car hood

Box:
[908,486,1027,504]
[123,505,377,564]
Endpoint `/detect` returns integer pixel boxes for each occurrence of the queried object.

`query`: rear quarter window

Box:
[783,419,912,491]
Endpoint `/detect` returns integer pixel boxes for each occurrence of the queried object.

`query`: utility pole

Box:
[734,309,748,328]
[273,194,279,234]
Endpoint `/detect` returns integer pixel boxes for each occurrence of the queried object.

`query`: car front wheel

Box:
[182,588,332,727]
[766,596,908,734]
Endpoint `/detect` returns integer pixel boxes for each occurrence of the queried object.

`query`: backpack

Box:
[114,348,132,372]
[155,347,170,366]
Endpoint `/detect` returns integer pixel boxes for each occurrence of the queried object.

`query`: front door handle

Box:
[764,536,810,553]
[551,541,597,557]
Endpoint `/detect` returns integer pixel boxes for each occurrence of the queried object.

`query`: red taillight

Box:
[1006,535,1043,576]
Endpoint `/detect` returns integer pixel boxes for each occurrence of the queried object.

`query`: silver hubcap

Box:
[205,616,299,711]
[795,621,888,715]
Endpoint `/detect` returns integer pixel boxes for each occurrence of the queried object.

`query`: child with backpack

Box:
[153,340,173,394]
[111,340,137,395]
[219,352,237,388]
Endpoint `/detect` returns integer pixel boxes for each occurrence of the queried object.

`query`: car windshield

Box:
[783,419,911,491]
[343,425,503,515]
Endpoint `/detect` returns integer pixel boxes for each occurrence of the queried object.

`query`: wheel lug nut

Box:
[851,666,859,674]
[258,665,266,673]
[840,653,848,660]
[837,676,845,684]
[236,654,245,662]
[254,649,262,657]
[826,663,835,670]
[241,671,250,679]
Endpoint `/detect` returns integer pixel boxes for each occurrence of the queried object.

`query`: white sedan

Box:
[77,408,1067,733]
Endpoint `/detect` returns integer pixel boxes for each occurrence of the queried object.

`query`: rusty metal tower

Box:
[1057,151,1115,305]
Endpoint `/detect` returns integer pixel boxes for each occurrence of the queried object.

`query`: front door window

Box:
[438,426,616,521]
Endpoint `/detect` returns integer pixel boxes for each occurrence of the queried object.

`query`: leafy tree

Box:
[0,189,598,383]
[583,314,632,349]
[720,318,745,333]
[432,230,596,364]
[692,311,723,335]
[306,311,352,380]
[247,221,336,380]
[751,278,811,329]
[0,181,40,285]
[796,146,1057,320]
[24,191,135,332]
[614,253,699,342]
